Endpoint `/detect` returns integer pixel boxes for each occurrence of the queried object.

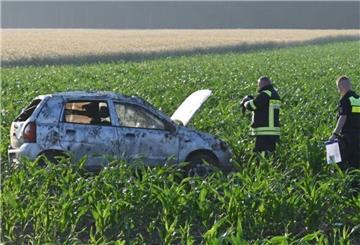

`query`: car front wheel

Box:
[185,153,219,177]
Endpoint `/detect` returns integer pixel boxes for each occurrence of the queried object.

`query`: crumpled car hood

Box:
[171,89,212,126]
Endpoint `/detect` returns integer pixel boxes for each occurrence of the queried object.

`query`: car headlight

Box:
[211,140,229,151]
[219,141,229,151]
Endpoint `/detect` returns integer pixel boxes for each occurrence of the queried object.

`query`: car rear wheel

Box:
[185,153,219,177]
[38,151,69,167]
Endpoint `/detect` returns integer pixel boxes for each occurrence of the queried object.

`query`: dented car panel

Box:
[8,91,232,171]
[116,126,179,166]
[177,128,232,168]
[59,123,119,169]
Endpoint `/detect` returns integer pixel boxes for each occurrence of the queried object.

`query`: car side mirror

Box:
[165,122,177,134]
[172,119,184,126]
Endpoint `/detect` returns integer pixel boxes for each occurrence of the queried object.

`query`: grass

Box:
[1,40,360,243]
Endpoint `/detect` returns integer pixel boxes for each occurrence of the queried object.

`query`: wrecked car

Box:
[8,90,232,174]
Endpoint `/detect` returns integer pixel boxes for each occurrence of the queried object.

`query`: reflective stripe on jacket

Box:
[244,85,281,136]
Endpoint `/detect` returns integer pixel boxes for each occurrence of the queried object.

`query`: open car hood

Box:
[171,89,212,126]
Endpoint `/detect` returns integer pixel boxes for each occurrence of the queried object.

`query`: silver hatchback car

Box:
[8,90,232,173]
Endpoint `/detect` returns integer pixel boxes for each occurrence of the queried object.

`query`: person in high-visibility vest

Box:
[329,76,360,169]
[241,76,281,155]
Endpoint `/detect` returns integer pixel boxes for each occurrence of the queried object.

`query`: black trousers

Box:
[254,135,279,153]
[339,132,360,169]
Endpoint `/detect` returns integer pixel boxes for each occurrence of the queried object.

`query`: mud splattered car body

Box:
[8,91,232,172]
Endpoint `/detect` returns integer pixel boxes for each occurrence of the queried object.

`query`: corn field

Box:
[1,40,360,243]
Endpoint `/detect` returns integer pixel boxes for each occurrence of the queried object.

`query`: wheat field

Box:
[1,29,359,63]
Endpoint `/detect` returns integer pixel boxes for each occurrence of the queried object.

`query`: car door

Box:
[114,102,179,165]
[59,99,118,170]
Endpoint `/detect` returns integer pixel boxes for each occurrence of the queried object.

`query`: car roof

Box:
[38,91,146,103]
[37,91,167,117]
[51,91,129,99]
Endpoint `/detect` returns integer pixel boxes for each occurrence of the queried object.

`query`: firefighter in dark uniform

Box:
[329,76,360,169]
[241,76,281,155]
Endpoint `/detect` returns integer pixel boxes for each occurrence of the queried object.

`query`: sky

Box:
[2,1,359,29]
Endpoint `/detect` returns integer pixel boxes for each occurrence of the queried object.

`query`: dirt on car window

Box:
[115,103,164,129]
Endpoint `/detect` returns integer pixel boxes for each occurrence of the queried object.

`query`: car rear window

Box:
[15,99,42,122]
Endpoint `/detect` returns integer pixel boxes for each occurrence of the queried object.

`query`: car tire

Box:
[185,153,219,177]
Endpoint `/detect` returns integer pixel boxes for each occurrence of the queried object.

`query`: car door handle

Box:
[125,133,135,138]
[66,129,76,134]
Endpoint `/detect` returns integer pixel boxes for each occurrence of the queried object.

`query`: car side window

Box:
[64,101,111,125]
[115,103,165,130]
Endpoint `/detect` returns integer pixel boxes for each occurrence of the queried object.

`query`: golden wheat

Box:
[1,29,359,62]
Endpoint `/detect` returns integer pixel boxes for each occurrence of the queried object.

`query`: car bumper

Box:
[8,143,41,166]
[215,149,234,173]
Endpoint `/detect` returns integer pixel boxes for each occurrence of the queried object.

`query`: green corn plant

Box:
[1,41,360,243]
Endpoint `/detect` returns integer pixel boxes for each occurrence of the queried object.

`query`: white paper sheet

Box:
[326,141,342,164]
